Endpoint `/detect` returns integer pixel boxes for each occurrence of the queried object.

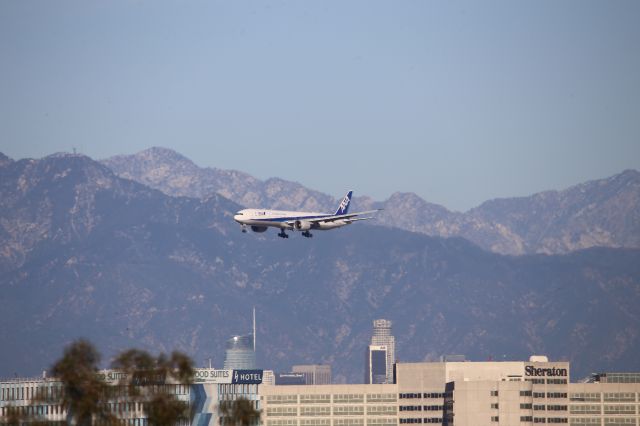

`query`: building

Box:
[261,383,399,426]
[223,334,256,370]
[276,373,307,386]
[366,345,389,385]
[367,319,395,384]
[259,358,640,426]
[292,365,332,385]
[224,308,258,370]
[3,359,640,426]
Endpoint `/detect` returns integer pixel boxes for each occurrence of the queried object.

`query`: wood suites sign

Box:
[525,366,568,377]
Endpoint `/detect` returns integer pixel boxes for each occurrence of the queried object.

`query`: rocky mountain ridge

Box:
[1,151,639,382]
[102,147,640,255]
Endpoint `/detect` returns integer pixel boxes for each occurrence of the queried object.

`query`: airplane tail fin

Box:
[334,191,353,215]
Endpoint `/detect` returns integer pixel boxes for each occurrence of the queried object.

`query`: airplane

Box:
[233,191,380,238]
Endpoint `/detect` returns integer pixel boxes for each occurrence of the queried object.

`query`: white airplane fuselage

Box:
[233,209,349,231]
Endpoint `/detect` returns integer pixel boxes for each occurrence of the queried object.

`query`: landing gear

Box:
[278,230,289,239]
[241,224,247,233]
[302,231,313,238]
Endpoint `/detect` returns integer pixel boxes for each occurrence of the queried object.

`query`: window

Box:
[334,419,364,426]
[569,405,600,415]
[368,394,397,403]
[400,393,421,399]
[547,405,567,411]
[266,407,298,417]
[400,419,422,424]
[491,391,499,397]
[534,405,545,411]
[603,419,636,425]
[400,406,422,412]
[603,405,635,415]
[533,392,546,398]
[424,419,443,424]
[491,416,499,422]
[569,419,599,425]
[533,419,546,424]
[521,416,533,422]
[423,405,443,411]
[491,403,499,409]
[547,419,568,424]
[367,419,396,426]
[526,379,546,385]
[267,395,298,404]
[300,407,330,417]
[300,395,330,404]
[569,393,600,402]
[521,390,533,396]
[268,421,298,426]
[520,403,532,409]
[423,393,445,399]
[333,406,365,416]
[367,406,397,416]
[334,394,364,404]
[300,420,330,426]
[547,379,567,384]
[546,393,567,399]
[603,392,635,402]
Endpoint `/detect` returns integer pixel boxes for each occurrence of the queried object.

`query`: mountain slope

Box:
[102,148,640,255]
[102,147,335,212]
[1,152,639,383]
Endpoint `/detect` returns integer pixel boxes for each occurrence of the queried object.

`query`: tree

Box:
[218,398,261,426]
[50,339,116,426]
[41,339,195,426]
[111,348,195,426]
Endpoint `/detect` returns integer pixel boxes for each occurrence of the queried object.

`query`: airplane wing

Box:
[286,210,381,226]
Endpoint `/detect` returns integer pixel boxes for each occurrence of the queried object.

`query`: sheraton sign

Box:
[525,366,567,377]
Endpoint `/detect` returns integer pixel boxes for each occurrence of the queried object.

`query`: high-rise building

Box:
[365,345,388,384]
[223,334,256,370]
[367,319,395,384]
[224,308,257,370]
[291,364,332,385]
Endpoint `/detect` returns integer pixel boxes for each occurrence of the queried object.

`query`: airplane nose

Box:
[233,214,242,223]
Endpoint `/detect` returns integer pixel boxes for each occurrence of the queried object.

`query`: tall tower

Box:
[368,319,395,384]
[223,309,257,370]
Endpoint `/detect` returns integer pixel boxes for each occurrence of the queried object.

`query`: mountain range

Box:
[0,150,639,383]
[102,147,640,255]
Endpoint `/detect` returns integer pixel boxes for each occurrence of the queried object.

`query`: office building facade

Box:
[368,320,395,384]
[365,345,389,385]
[292,365,332,385]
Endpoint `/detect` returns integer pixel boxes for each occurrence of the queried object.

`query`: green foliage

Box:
[111,348,195,426]
[219,398,261,426]
[50,339,116,426]
[5,339,198,426]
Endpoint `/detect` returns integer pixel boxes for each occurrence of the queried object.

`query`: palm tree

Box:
[219,398,261,426]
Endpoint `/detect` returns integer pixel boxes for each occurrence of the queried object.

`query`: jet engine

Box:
[251,225,268,233]
[294,220,312,231]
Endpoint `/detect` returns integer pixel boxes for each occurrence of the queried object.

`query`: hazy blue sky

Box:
[1,1,639,211]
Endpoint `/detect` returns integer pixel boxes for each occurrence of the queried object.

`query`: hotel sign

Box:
[193,369,263,384]
[524,366,567,377]
[193,369,233,384]
[232,370,263,384]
